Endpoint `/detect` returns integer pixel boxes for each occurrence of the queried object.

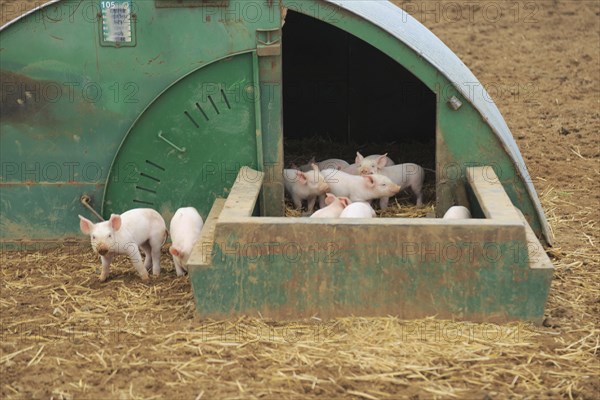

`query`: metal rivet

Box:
[447,96,463,111]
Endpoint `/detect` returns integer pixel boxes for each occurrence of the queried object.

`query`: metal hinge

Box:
[256,28,281,57]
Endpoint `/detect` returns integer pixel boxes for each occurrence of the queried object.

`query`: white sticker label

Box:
[101,1,132,43]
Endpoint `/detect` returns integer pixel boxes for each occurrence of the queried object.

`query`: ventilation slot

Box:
[208,95,220,114]
[133,199,154,206]
[184,111,200,128]
[145,160,165,171]
[140,173,160,183]
[195,103,209,121]
[221,89,231,109]
[136,186,157,194]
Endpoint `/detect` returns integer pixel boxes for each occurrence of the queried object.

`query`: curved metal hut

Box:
[0,0,554,322]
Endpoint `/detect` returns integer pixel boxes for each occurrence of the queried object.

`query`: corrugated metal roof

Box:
[325,0,552,244]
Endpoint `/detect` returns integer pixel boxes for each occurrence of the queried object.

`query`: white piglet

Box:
[299,158,350,172]
[355,152,395,175]
[169,207,204,276]
[354,152,425,208]
[341,163,359,175]
[310,193,350,218]
[369,164,426,208]
[343,153,394,175]
[443,206,472,219]
[79,208,167,282]
[284,164,329,212]
[339,202,376,218]
[316,158,350,171]
[320,168,401,206]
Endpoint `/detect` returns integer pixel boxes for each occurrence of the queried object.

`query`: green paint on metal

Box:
[251,51,264,171]
[0,183,104,241]
[103,52,260,220]
[1,0,280,241]
[191,237,547,321]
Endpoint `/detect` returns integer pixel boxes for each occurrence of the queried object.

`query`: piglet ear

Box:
[377,154,389,169]
[363,175,375,188]
[169,246,180,257]
[324,193,335,206]
[78,215,94,235]
[355,152,364,164]
[109,214,122,231]
[296,170,307,185]
[340,197,350,207]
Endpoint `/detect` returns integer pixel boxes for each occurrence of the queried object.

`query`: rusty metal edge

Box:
[0,0,62,31]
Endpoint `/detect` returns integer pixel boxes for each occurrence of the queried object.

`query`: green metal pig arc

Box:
[0,1,553,321]
[1,0,551,245]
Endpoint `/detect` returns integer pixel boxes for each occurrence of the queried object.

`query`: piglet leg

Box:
[379,196,390,210]
[99,254,113,282]
[127,246,149,281]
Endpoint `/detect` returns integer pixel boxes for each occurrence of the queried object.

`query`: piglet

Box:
[169,207,204,276]
[442,206,471,219]
[355,152,395,175]
[284,164,329,213]
[310,193,350,218]
[299,158,350,172]
[79,208,167,282]
[367,163,425,208]
[317,158,350,171]
[320,168,401,206]
[339,202,376,218]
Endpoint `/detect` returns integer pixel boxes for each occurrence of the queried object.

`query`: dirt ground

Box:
[1,0,599,399]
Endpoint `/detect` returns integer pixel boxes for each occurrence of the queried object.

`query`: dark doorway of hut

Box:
[281,10,437,213]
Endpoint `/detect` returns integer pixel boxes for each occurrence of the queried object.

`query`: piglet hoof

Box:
[99,274,108,282]
[140,273,150,282]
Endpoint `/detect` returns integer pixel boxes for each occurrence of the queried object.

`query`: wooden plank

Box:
[188,198,226,270]
[514,207,554,271]
[467,166,522,222]
[221,167,264,219]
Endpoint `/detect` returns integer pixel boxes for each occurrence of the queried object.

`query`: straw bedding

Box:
[1,152,598,399]
[2,0,599,398]
[1,232,598,399]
